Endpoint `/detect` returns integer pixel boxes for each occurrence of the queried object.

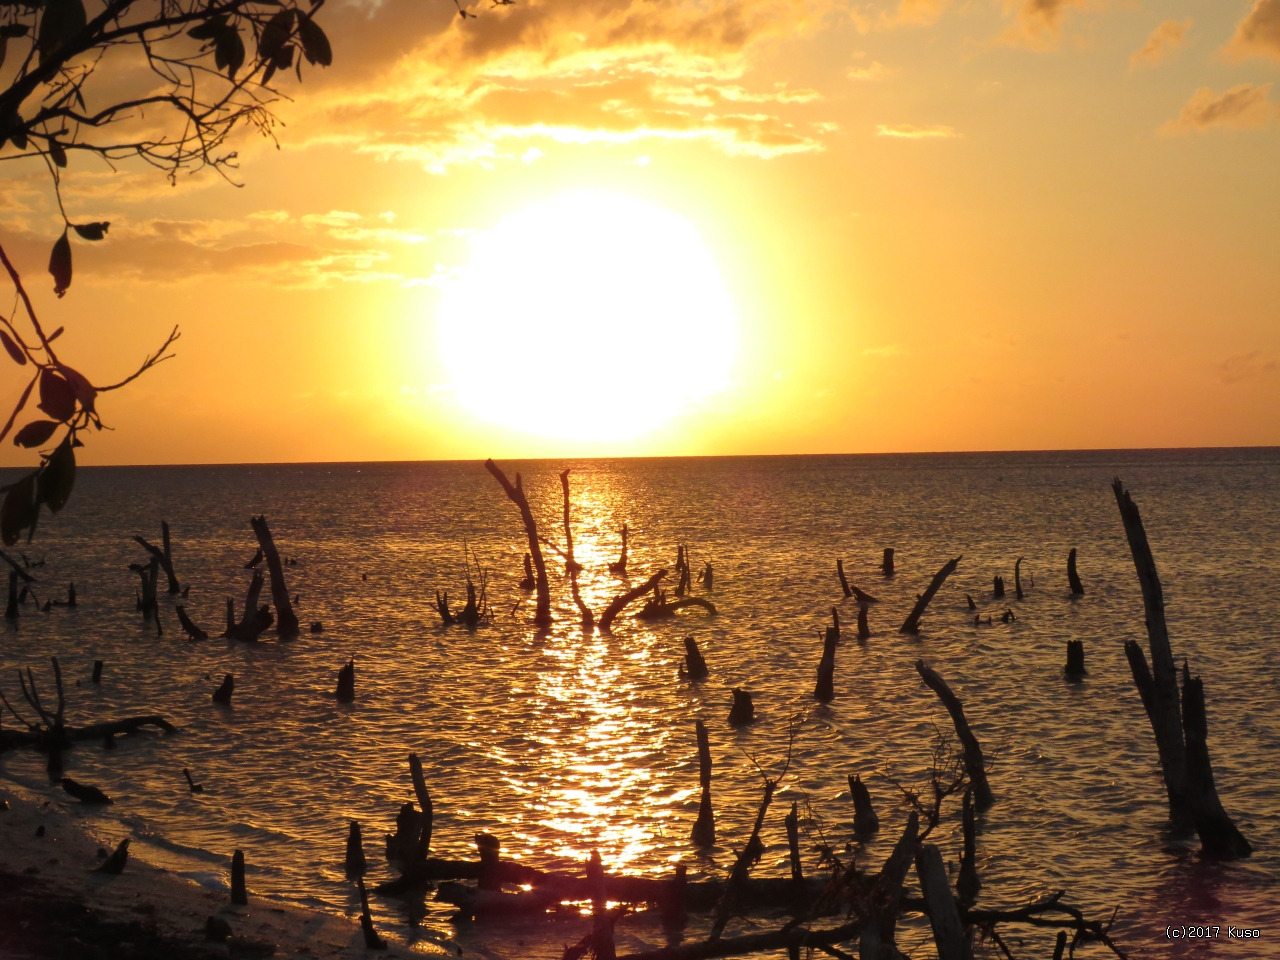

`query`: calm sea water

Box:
[2,450,1278,958]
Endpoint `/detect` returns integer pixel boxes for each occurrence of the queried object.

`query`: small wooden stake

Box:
[230,849,247,905]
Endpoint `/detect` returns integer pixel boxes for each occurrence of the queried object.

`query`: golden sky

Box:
[3,0,1279,465]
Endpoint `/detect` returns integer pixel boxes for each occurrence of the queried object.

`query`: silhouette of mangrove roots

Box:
[485,459,552,628]
[0,656,175,754]
[1112,479,1250,859]
[899,555,961,634]
[436,544,492,628]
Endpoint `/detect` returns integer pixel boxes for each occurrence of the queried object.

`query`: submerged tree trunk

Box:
[915,659,993,809]
[251,515,299,638]
[899,557,961,634]
[486,459,552,628]
[1067,547,1084,596]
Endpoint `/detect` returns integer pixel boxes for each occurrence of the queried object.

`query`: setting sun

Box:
[436,190,739,443]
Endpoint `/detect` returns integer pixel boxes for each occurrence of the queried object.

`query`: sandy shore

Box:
[0,780,429,960]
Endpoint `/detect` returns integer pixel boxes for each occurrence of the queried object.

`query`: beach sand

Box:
[0,781,427,960]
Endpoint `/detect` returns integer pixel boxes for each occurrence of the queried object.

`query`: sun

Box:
[436,190,739,443]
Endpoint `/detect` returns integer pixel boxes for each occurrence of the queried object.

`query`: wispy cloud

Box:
[1130,19,1192,68]
[1225,0,1280,61]
[875,123,960,139]
[1161,83,1278,134]
[999,0,1094,49]
[882,0,952,28]
[1218,351,1278,385]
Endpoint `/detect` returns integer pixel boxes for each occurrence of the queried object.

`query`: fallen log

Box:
[915,660,993,810]
[485,459,552,628]
[899,557,961,635]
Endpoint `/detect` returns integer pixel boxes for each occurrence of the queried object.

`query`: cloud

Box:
[1130,19,1192,68]
[1218,352,1278,385]
[882,0,952,28]
[1226,0,1280,61]
[999,0,1093,49]
[875,123,960,138]
[1161,83,1279,134]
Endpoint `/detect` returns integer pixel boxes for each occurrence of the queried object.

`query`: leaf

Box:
[48,139,67,168]
[0,377,36,445]
[48,327,64,342]
[214,25,245,79]
[10,121,27,150]
[13,420,58,449]
[58,364,97,414]
[257,8,294,63]
[72,221,109,241]
[48,229,71,297]
[0,24,32,39]
[187,16,227,41]
[36,0,87,67]
[297,16,330,67]
[38,368,77,422]
[0,330,26,366]
[0,473,39,546]
[39,437,76,513]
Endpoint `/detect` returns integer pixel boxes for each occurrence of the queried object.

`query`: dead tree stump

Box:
[857,602,870,641]
[230,849,248,905]
[691,719,715,846]
[92,660,103,684]
[682,637,709,681]
[836,559,853,598]
[1067,547,1084,596]
[336,659,355,702]
[5,569,18,620]
[1014,556,1025,600]
[814,629,837,702]
[881,547,895,576]
[133,521,181,594]
[518,553,535,590]
[728,688,754,725]
[346,821,367,880]
[848,773,879,837]
[251,516,299,638]
[1065,640,1086,680]
[992,575,1004,599]
[212,674,234,705]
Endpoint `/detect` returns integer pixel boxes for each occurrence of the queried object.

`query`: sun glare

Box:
[437,191,739,443]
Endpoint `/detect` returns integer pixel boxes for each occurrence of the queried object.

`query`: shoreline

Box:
[0,780,425,960]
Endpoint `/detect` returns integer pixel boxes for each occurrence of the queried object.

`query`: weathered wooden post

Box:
[881,547,895,576]
[691,719,715,846]
[230,849,247,905]
[345,821,366,880]
[1065,640,1086,680]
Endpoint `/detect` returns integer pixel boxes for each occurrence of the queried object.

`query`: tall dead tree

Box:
[1111,479,1250,858]
[899,557,962,634]
[485,459,552,628]
[251,516,299,638]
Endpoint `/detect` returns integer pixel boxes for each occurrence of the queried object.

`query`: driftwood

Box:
[133,521,181,594]
[915,659,993,809]
[1067,547,1084,596]
[600,570,668,633]
[485,459,551,628]
[899,557,961,634]
[1112,479,1250,858]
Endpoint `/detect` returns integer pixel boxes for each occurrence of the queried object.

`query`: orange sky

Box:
[2,0,1279,465]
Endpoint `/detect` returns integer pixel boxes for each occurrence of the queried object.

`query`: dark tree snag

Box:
[956,788,980,906]
[62,776,112,804]
[224,569,272,641]
[915,843,970,960]
[588,850,618,960]
[1014,557,1025,601]
[691,719,715,847]
[485,459,552,628]
[814,629,837,702]
[251,516,298,638]
[915,660,993,810]
[92,660,103,684]
[600,569,668,633]
[899,557,961,635]
[409,752,435,862]
[859,811,918,958]
[95,838,130,875]
[828,606,840,643]
[837,559,853,598]
[176,605,207,641]
[710,779,775,940]
[992,575,1004,599]
[519,553,535,590]
[135,556,160,620]
[965,594,976,611]
[558,469,584,575]
[1112,478,1250,855]
[434,589,455,626]
[784,801,803,887]
[728,688,755,726]
[857,603,870,642]
[133,521,180,594]
[1,715,176,753]
[661,862,688,928]
[184,768,203,793]
[1064,640,1086,680]
[639,594,717,620]
[1181,663,1252,857]
[1067,548,1084,597]
[476,833,502,892]
[609,524,629,576]
[848,774,879,837]
[357,877,387,950]
[346,821,367,880]
[682,636,709,681]
[231,849,248,905]
[336,659,355,703]
[881,548,895,576]
[212,674,234,705]
[698,562,713,592]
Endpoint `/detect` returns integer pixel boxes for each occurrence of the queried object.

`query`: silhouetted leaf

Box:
[9,120,27,150]
[38,369,76,422]
[48,139,67,167]
[0,24,31,39]
[0,330,25,366]
[48,229,71,297]
[297,16,330,66]
[214,25,245,79]
[48,327,64,342]
[0,473,39,546]
[13,420,58,449]
[59,364,97,413]
[187,16,226,41]
[39,437,76,512]
[258,9,293,63]
[72,221,109,241]
[36,0,86,66]
[0,377,35,446]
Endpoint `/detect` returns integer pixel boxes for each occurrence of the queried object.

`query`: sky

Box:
[2,0,1279,465]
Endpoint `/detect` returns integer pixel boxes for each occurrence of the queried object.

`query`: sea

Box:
[1,450,1278,959]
